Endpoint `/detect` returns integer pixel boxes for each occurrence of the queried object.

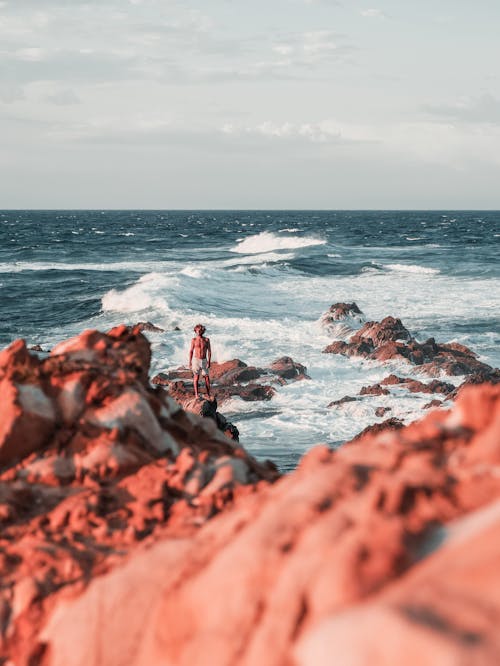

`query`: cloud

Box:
[359,8,387,18]
[424,94,500,125]
[0,84,25,103]
[45,88,81,105]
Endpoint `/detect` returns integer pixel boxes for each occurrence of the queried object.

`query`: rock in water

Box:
[320,302,365,339]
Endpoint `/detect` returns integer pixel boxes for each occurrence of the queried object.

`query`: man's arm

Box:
[206,339,211,367]
[188,339,194,367]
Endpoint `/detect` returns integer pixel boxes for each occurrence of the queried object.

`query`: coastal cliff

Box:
[0,326,499,664]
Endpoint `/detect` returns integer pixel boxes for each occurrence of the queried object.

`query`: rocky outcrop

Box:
[319,302,365,339]
[134,321,166,333]
[153,356,309,408]
[36,384,500,666]
[323,313,495,378]
[0,327,278,663]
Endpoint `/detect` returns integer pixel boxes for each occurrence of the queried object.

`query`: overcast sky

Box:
[1,0,500,208]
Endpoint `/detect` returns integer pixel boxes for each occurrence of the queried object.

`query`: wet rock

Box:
[422,399,443,410]
[448,368,500,401]
[328,395,358,408]
[268,356,310,381]
[155,356,306,409]
[351,417,405,440]
[379,374,455,395]
[135,321,165,333]
[323,312,496,379]
[28,344,44,352]
[359,383,390,396]
[375,406,391,417]
[320,302,365,338]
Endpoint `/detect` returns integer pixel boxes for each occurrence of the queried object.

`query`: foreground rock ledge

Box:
[33,383,500,666]
[0,326,278,663]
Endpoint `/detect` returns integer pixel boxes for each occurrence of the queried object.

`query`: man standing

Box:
[189,324,212,399]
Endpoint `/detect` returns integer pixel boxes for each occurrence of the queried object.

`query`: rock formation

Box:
[153,356,309,408]
[0,326,278,663]
[1,325,500,665]
[322,310,495,378]
[34,383,500,666]
[319,301,365,339]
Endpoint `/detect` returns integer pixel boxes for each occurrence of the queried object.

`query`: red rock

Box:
[351,417,405,440]
[423,399,443,410]
[38,385,500,666]
[2,322,500,665]
[0,328,279,664]
[320,302,365,338]
[351,316,412,347]
[268,356,310,381]
[322,311,495,380]
[375,406,391,417]
[359,383,390,396]
[328,395,358,408]
[134,321,165,333]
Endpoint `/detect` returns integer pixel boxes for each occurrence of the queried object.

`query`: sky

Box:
[1,0,500,208]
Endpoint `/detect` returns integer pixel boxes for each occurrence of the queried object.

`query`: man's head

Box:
[194,324,206,335]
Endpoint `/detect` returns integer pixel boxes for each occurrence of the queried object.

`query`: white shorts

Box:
[192,357,209,377]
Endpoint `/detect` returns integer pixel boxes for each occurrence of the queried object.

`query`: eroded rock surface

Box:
[153,356,309,408]
[323,313,494,378]
[0,327,278,663]
[319,302,365,339]
[34,384,500,666]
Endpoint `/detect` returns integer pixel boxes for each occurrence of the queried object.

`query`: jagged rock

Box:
[268,356,310,381]
[154,356,307,408]
[323,312,495,379]
[379,374,455,395]
[0,327,279,664]
[351,417,405,440]
[38,385,500,666]
[328,395,358,408]
[359,383,390,396]
[135,321,165,333]
[320,302,365,338]
[375,406,391,417]
[423,399,443,410]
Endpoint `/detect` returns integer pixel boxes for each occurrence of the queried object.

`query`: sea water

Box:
[1,210,498,470]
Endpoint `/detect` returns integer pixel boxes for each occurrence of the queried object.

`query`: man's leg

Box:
[193,373,200,398]
[204,374,211,398]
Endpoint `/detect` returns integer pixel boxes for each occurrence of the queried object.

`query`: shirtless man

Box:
[189,324,212,399]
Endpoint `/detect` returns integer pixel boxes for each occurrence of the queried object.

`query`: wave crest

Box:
[232,231,326,254]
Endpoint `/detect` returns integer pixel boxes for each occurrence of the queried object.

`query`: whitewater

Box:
[1,210,498,470]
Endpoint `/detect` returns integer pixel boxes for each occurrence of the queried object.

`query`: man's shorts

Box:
[192,357,209,377]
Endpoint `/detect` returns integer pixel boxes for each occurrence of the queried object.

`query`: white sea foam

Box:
[220,252,295,267]
[0,260,173,274]
[101,272,179,314]
[180,266,204,278]
[231,231,326,254]
[384,263,440,275]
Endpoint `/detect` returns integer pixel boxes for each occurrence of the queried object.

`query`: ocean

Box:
[1,210,499,471]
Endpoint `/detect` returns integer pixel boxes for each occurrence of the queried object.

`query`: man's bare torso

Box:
[191,336,210,359]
